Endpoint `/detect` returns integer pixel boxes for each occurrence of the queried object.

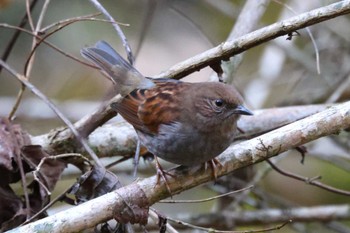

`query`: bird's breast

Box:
[137,121,237,166]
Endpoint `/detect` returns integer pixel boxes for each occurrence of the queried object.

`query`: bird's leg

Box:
[154,156,175,195]
[207,158,223,180]
[133,139,141,177]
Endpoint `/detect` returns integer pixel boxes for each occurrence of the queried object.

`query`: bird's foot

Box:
[206,158,223,180]
[154,156,175,196]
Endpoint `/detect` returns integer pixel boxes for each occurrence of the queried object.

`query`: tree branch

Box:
[154,0,350,80]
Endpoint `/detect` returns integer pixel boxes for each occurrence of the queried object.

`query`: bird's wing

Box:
[112,81,188,135]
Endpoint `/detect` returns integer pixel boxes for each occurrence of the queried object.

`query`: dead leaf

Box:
[70,165,122,204]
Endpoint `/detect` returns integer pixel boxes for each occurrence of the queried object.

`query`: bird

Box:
[81,40,253,192]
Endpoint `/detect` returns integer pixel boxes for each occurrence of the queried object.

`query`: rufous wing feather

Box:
[112,82,188,135]
[138,82,187,134]
[111,90,145,132]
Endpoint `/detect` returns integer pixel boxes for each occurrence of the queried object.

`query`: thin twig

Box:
[0,0,38,74]
[32,153,90,197]
[133,0,158,58]
[169,4,214,48]
[8,88,25,120]
[159,185,253,203]
[266,159,350,196]
[24,14,128,74]
[166,215,291,233]
[0,59,103,167]
[273,0,321,74]
[0,23,98,68]
[25,0,35,31]
[149,209,179,233]
[35,0,50,31]
[88,0,134,64]
[40,13,129,33]
[105,155,131,169]
[327,73,350,103]
[25,152,92,225]
[22,185,74,225]
[230,163,272,210]
[24,19,88,74]
[9,0,51,120]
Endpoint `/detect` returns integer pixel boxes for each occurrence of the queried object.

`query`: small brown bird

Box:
[81,41,253,189]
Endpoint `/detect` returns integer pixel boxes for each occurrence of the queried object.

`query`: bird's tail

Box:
[81,40,154,96]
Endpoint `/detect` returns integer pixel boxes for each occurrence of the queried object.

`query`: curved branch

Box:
[267,159,350,196]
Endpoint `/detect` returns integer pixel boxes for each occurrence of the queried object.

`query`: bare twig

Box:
[32,153,90,197]
[148,209,179,233]
[159,185,253,203]
[0,0,38,74]
[166,215,291,233]
[36,0,50,29]
[8,87,25,120]
[25,0,50,75]
[9,0,51,120]
[40,13,129,33]
[23,14,128,76]
[169,5,214,48]
[133,0,158,58]
[105,155,132,169]
[327,73,350,103]
[0,23,98,68]
[22,185,74,226]
[25,0,35,31]
[273,0,321,74]
[229,163,272,210]
[88,0,134,64]
[25,16,96,74]
[23,153,91,225]
[266,159,350,196]
[25,13,130,70]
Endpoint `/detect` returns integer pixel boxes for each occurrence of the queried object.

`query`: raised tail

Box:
[81,40,154,96]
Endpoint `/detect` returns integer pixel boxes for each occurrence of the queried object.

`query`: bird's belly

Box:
[137,124,235,166]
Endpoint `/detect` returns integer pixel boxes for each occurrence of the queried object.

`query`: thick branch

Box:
[12,101,350,233]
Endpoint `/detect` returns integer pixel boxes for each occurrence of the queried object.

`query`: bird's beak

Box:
[234,105,253,116]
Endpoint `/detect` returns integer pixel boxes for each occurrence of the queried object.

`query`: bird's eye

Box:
[214,99,224,107]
